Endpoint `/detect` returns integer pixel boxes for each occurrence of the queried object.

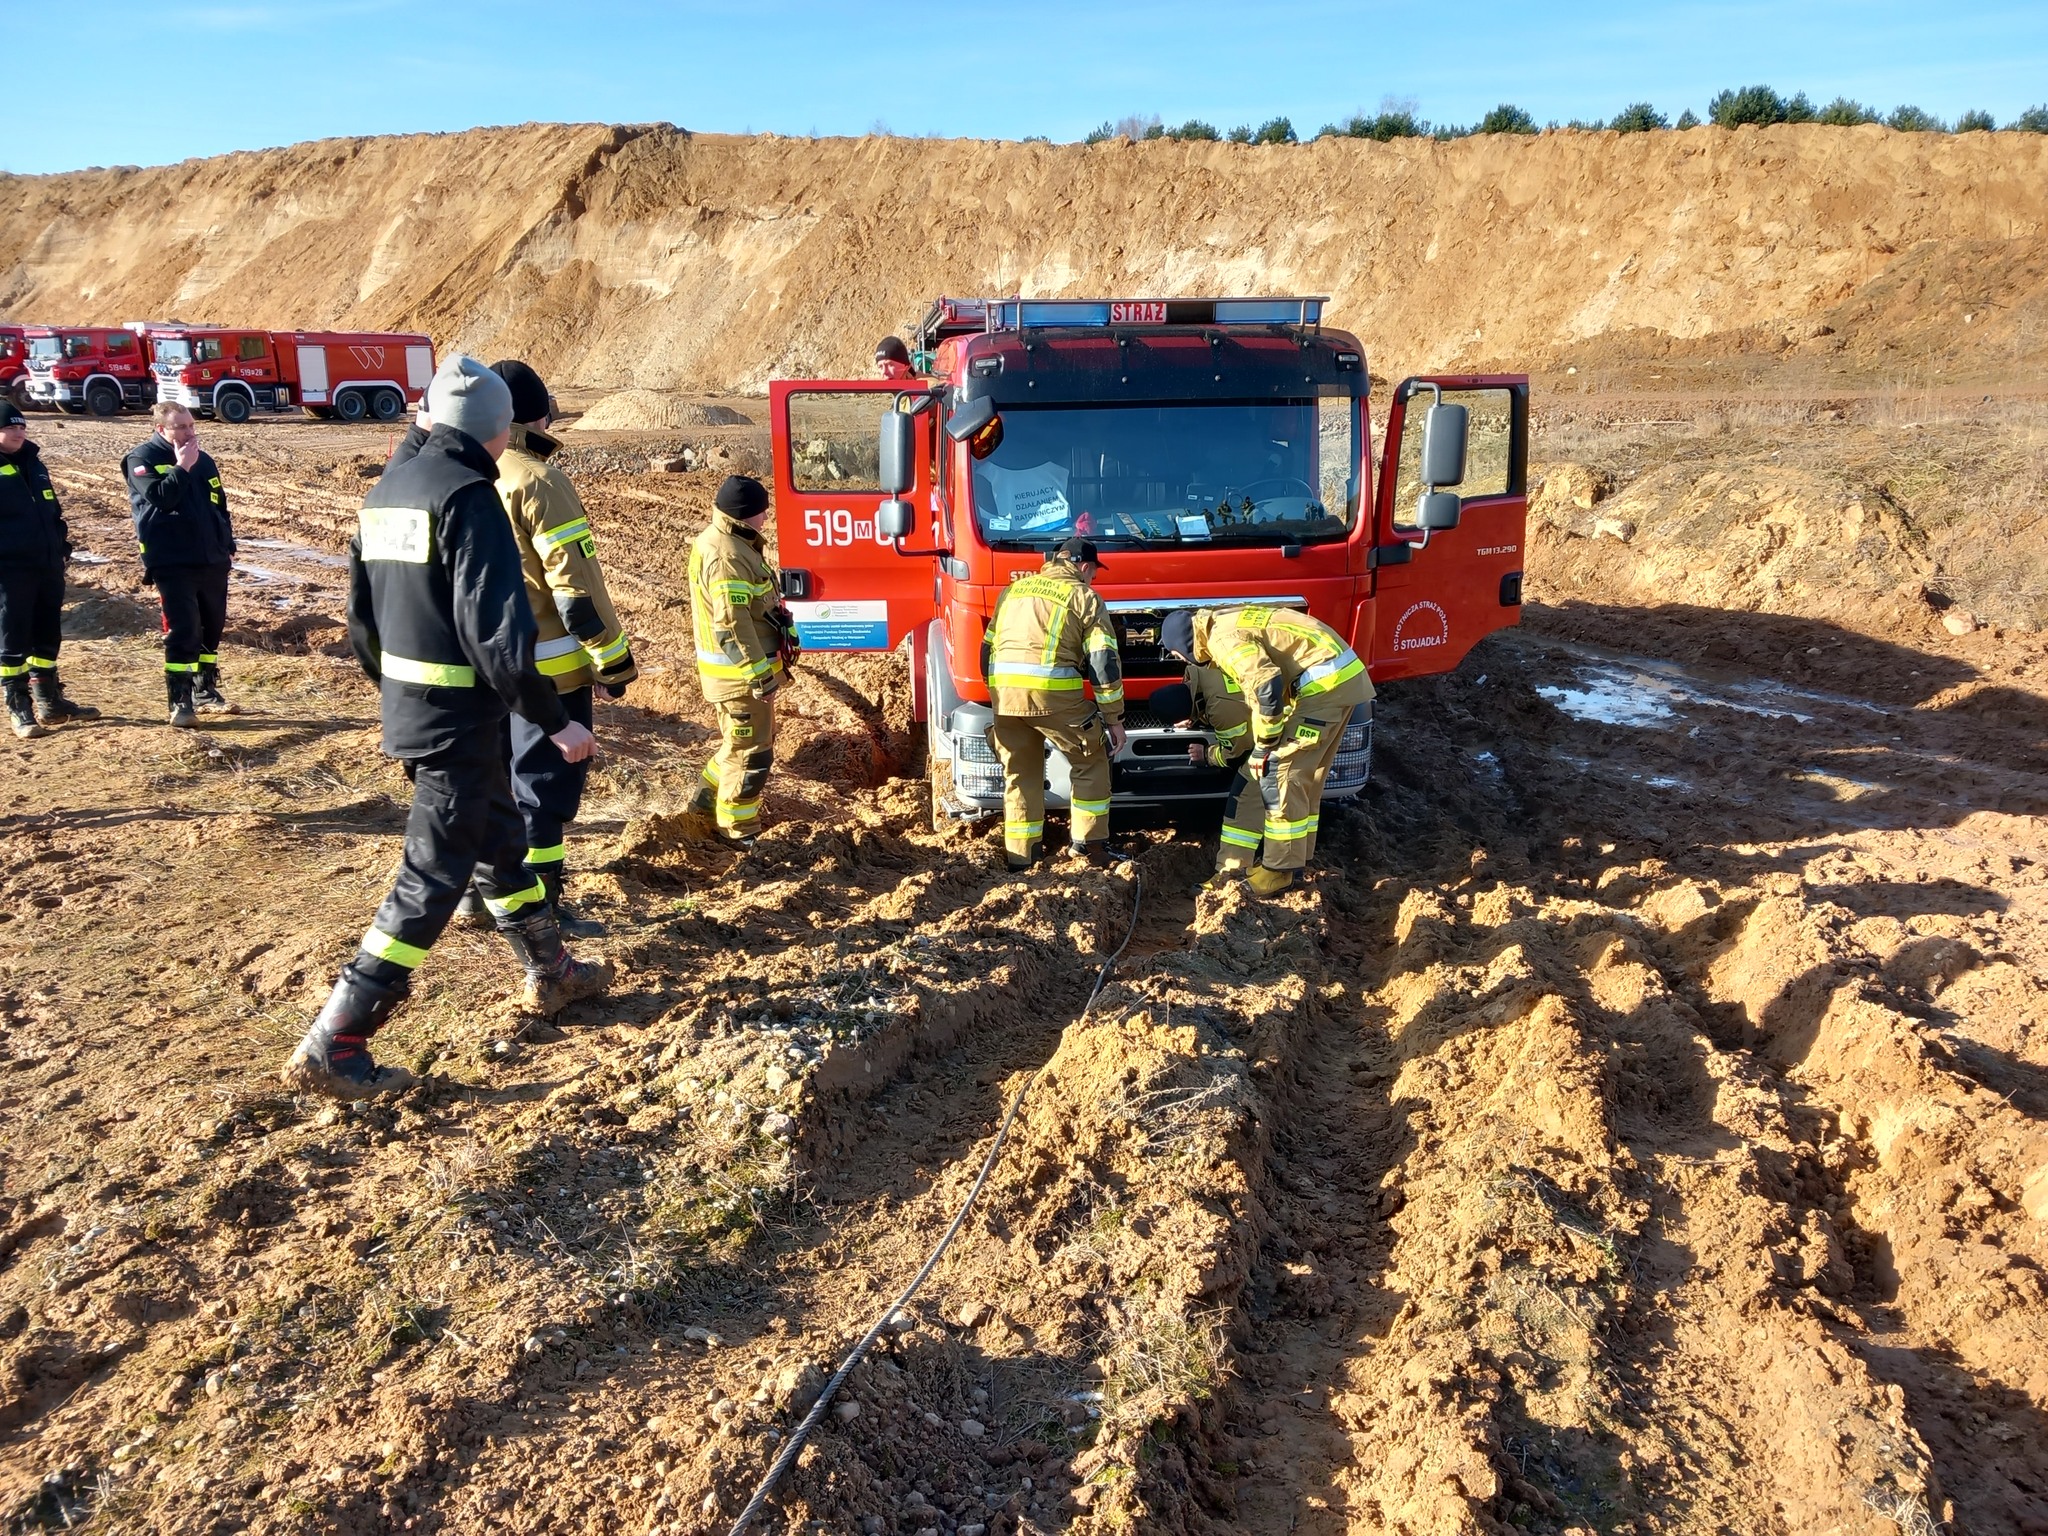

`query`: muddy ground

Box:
[3,403,2047,1536]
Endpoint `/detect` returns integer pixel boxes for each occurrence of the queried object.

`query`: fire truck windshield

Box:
[27,337,62,362]
[970,398,1358,549]
[154,339,194,365]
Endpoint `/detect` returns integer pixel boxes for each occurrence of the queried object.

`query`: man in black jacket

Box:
[282,356,612,1101]
[123,403,236,727]
[0,401,97,738]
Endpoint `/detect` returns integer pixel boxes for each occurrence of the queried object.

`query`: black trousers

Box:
[349,746,548,992]
[153,562,230,673]
[0,564,65,675]
[508,684,593,868]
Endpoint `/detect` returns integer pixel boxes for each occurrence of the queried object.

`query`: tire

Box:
[86,383,121,418]
[216,390,253,425]
[335,390,368,423]
[6,380,27,412]
[371,388,404,423]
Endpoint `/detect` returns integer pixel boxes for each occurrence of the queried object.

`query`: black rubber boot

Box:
[498,905,613,1018]
[167,673,197,730]
[535,863,605,938]
[453,883,495,931]
[1071,841,1114,869]
[282,971,416,1100]
[193,663,235,713]
[29,670,98,725]
[5,677,46,740]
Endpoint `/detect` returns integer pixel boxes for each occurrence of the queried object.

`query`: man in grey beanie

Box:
[283,354,611,1099]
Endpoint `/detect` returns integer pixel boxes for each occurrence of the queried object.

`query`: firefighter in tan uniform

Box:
[688,475,795,842]
[489,361,637,923]
[982,537,1125,869]
[1146,662,1255,865]
[1161,605,1373,894]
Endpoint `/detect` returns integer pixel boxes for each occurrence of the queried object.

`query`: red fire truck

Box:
[0,327,29,410]
[21,324,163,415]
[769,296,1527,818]
[150,327,436,423]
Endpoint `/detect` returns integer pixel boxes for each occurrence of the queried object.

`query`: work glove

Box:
[771,605,802,669]
[1245,745,1276,778]
[751,671,781,701]
[601,682,629,700]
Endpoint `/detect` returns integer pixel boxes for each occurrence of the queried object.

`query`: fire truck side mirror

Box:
[944,395,1004,459]
[878,408,916,495]
[877,498,916,539]
[1417,491,1463,533]
[1421,401,1469,488]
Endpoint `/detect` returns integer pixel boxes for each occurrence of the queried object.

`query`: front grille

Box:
[1110,610,1175,675]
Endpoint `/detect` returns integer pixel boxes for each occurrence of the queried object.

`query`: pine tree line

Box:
[1082,90,2048,145]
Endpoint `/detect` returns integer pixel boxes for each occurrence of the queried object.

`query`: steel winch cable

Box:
[725,867,1146,1536]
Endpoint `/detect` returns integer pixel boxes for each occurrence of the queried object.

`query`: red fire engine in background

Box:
[150,327,436,423]
[0,326,30,410]
[21,324,163,415]
[770,295,1527,816]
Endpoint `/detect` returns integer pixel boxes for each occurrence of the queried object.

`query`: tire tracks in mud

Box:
[1186,636,2048,1535]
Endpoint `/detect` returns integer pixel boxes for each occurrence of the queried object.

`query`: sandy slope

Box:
[5,123,2048,391]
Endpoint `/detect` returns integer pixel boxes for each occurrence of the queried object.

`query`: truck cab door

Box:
[769,379,942,653]
[1367,375,1529,681]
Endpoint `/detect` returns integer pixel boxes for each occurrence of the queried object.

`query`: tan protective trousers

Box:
[991,708,1112,859]
[700,694,776,834]
[1220,700,1356,872]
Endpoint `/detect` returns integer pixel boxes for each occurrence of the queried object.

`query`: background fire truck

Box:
[0,326,30,410]
[150,327,435,423]
[21,324,161,415]
[769,296,1528,821]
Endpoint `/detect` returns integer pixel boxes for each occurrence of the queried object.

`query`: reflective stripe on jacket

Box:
[689,509,781,703]
[1193,605,1373,747]
[1186,662,1252,760]
[495,424,636,694]
[981,560,1123,720]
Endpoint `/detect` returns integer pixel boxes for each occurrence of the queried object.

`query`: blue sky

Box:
[5,0,2045,174]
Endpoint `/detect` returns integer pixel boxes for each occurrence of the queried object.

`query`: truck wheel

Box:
[335,390,368,423]
[6,380,27,412]
[371,389,404,422]
[86,383,121,417]
[217,391,253,424]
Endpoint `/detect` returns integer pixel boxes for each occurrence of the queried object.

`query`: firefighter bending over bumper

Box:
[283,357,611,1101]
[688,475,797,843]
[1161,604,1373,895]
[983,537,1126,869]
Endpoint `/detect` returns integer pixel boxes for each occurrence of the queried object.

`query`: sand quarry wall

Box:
[4,121,2048,392]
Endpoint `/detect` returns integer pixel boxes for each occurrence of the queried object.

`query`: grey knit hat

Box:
[427,354,514,443]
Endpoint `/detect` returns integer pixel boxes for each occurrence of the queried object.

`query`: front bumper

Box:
[936,703,1373,815]
[25,378,73,404]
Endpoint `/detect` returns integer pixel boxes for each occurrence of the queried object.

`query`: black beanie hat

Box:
[0,400,24,429]
[1160,610,1195,662]
[1149,682,1194,724]
[489,359,552,425]
[875,335,909,364]
[715,475,770,519]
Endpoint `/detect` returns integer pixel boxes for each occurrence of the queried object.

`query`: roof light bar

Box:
[918,295,1327,344]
